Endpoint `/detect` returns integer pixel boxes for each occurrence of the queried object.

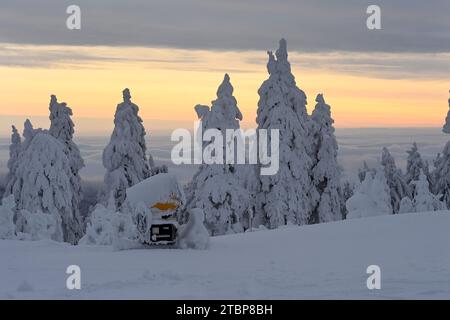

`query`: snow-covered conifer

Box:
[340,180,354,219]
[411,170,444,212]
[381,147,410,213]
[185,74,250,235]
[5,120,42,201]
[405,143,429,185]
[346,166,393,219]
[11,133,82,244]
[0,195,16,239]
[442,93,450,134]
[358,161,374,183]
[310,94,342,223]
[255,39,316,228]
[431,141,450,209]
[101,88,151,209]
[5,125,21,192]
[79,204,115,245]
[399,197,414,214]
[48,95,84,232]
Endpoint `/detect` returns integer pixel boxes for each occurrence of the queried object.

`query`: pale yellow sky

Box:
[0,44,449,133]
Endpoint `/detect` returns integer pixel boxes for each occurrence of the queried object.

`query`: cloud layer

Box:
[1,0,449,53]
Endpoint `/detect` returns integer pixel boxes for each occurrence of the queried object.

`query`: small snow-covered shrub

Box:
[112,212,137,241]
[22,210,58,241]
[178,208,210,250]
[79,205,115,245]
[346,167,393,219]
[399,197,414,214]
[0,195,16,239]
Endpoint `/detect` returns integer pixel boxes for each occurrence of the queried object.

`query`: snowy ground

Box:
[1,211,449,299]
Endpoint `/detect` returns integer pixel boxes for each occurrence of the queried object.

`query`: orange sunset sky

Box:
[0,1,449,135]
[1,44,449,135]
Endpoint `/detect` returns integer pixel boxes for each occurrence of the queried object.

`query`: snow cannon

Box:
[126,173,185,245]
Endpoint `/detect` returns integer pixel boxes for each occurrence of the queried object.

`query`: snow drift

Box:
[0,211,449,299]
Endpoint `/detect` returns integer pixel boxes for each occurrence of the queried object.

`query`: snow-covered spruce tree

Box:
[5,125,21,192]
[346,166,393,219]
[381,147,411,213]
[411,170,444,212]
[185,74,250,236]
[48,95,84,232]
[0,195,16,239]
[255,39,316,228]
[309,94,342,223]
[405,143,429,185]
[11,133,82,244]
[442,93,450,133]
[5,119,41,201]
[101,88,151,209]
[340,180,354,219]
[431,140,450,209]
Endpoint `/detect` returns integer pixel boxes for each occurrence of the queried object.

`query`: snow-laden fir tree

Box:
[5,119,41,201]
[431,140,450,209]
[381,147,411,213]
[185,74,250,235]
[442,92,450,134]
[410,170,444,212]
[340,180,354,219]
[310,94,341,223]
[0,195,16,239]
[11,133,82,244]
[255,39,316,228]
[5,125,21,192]
[346,166,393,219]
[49,95,84,231]
[405,143,429,185]
[101,88,151,209]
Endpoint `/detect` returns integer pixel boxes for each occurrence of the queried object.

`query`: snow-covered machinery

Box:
[126,173,185,245]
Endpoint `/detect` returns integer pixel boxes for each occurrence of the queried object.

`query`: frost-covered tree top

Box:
[6,125,21,182]
[311,93,334,133]
[194,74,244,162]
[443,91,450,134]
[12,133,83,244]
[255,39,315,227]
[101,88,151,209]
[381,147,410,213]
[310,94,341,223]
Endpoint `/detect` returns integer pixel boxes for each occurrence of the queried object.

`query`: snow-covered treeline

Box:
[1,39,450,245]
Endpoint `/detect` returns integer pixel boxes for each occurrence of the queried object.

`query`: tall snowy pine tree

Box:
[431,140,450,209]
[5,125,21,194]
[405,143,429,185]
[381,147,410,213]
[48,95,84,233]
[255,39,316,228]
[101,88,151,209]
[185,74,250,235]
[310,94,342,223]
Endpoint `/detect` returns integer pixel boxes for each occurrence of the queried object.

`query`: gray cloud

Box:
[0,0,449,53]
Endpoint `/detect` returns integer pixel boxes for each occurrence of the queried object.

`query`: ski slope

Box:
[1,211,449,299]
